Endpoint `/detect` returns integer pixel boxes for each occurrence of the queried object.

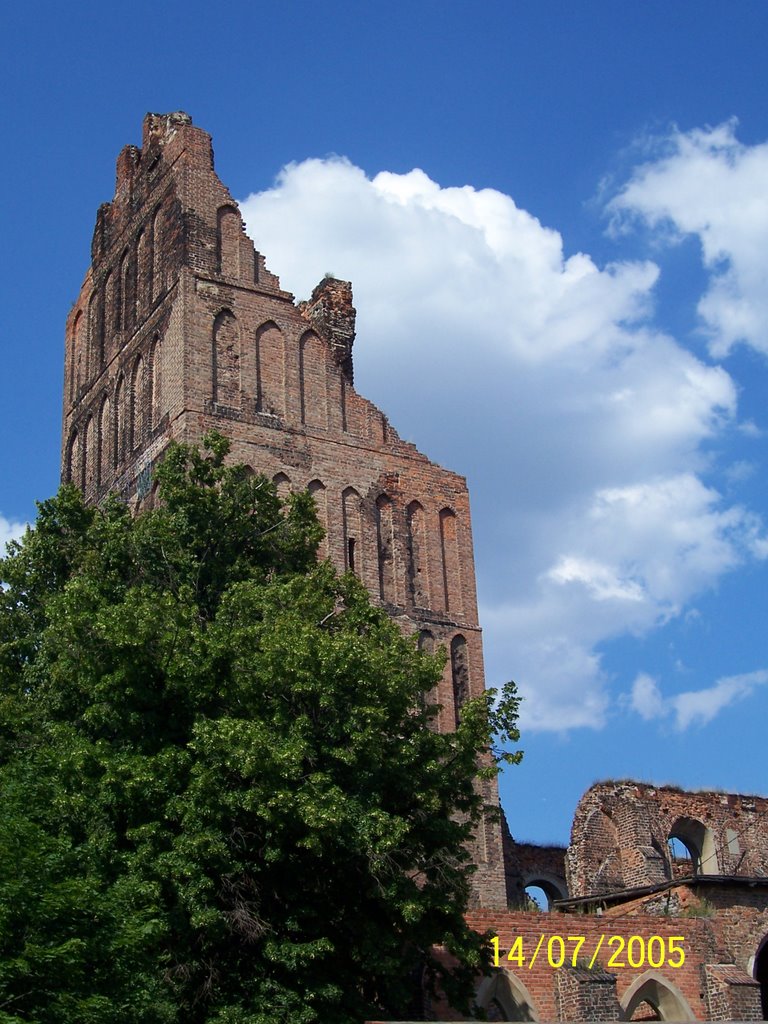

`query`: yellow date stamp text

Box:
[489,934,685,971]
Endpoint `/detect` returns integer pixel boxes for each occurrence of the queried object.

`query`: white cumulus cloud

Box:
[629,669,768,731]
[673,670,768,730]
[238,146,767,732]
[609,120,768,357]
[630,673,667,722]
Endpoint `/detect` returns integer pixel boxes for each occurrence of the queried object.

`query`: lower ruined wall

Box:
[463,911,718,1021]
[701,886,768,977]
[373,776,768,1020]
[421,782,768,1019]
[407,909,762,1021]
[434,901,768,1019]
[600,882,768,998]
[368,908,763,1021]
[567,782,768,897]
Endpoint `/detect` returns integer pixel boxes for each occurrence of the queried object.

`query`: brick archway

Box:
[475,970,539,1021]
[522,871,568,908]
[620,970,695,1021]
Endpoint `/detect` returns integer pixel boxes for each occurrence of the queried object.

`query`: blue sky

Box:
[3,1,768,845]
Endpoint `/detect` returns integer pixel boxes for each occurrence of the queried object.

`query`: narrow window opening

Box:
[342,487,362,578]
[376,494,395,603]
[407,500,428,607]
[450,634,469,726]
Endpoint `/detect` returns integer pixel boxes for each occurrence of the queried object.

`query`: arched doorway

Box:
[620,971,695,1021]
[523,872,568,910]
[668,816,719,876]
[475,971,539,1021]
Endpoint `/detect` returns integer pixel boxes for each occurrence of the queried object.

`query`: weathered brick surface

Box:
[566,781,768,898]
[61,112,506,909]
[462,910,718,1021]
[555,964,620,1022]
[501,811,569,908]
[704,964,761,1021]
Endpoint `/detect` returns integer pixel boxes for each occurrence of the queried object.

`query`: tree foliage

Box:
[0,434,522,1023]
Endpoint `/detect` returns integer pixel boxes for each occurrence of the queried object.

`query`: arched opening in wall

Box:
[273,473,291,500]
[416,630,437,718]
[97,395,110,489]
[667,836,693,873]
[752,934,768,1018]
[725,827,741,857]
[342,487,362,577]
[450,634,469,726]
[136,228,148,317]
[152,205,164,300]
[70,310,84,400]
[122,248,136,333]
[87,292,100,380]
[217,205,241,278]
[299,331,328,428]
[375,494,396,603]
[406,500,428,607]
[668,817,718,876]
[130,356,145,451]
[523,885,548,911]
[620,971,694,1021]
[438,506,461,613]
[212,310,240,409]
[417,630,435,654]
[116,251,127,331]
[149,334,162,428]
[65,428,79,485]
[475,971,538,1021]
[82,416,95,493]
[255,321,285,418]
[523,873,568,910]
[113,375,125,469]
[146,213,155,303]
[103,270,114,360]
[629,1000,661,1021]
[307,480,328,559]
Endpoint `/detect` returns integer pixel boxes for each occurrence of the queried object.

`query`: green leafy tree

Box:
[0,434,521,1024]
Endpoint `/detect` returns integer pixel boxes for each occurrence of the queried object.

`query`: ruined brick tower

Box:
[61,111,507,908]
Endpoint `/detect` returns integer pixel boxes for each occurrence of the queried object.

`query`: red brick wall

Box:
[433,885,768,1021]
[464,909,718,1021]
